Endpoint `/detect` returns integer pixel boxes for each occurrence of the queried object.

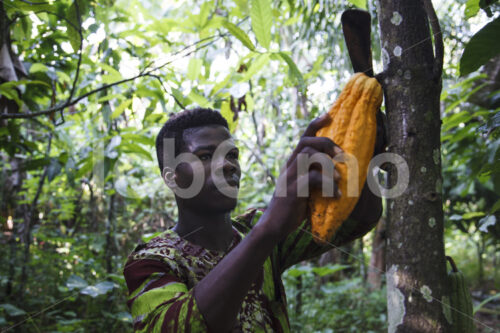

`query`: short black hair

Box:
[155,107,229,174]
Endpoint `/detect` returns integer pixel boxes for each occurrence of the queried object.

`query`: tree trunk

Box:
[104,193,116,274]
[378,0,450,332]
[359,237,367,284]
[368,218,386,290]
[318,248,342,283]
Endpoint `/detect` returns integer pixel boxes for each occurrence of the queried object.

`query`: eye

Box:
[228,150,239,159]
[199,153,212,161]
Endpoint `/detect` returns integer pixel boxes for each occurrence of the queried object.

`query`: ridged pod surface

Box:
[309,73,383,244]
[447,257,474,332]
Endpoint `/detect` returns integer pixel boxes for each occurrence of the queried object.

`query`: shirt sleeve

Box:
[123,255,208,333]
[234,208,376,273]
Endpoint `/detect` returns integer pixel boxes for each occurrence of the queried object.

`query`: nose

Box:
[223,158,238,175]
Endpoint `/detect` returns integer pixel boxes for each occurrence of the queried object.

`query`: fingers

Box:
[310,169,342,198]
[291,146,341,196]
[296,169,341,198]
[287,136,342,168]
[302,113,332,138]
[297,146,340,177]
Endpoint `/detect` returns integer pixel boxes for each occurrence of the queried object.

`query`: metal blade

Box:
[341,9,373,77]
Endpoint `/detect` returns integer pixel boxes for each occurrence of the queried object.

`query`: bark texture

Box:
[378,1,450,332]
[367,218,386,290]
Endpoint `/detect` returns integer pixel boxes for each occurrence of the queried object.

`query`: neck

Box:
[174,207,234,252]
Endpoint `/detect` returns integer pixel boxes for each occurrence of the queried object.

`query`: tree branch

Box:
[238,139,275,185]
[145,73,186,110]
[1,34,226,120]
[18,0,49,5]
[31,133,52,208]
[66,0,83,107]
[422,0,443,81]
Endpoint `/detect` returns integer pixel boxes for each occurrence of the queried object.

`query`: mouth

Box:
[225,177,240,188]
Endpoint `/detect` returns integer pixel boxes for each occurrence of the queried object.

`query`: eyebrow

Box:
[193,145,217,152]
[192,145,239,153]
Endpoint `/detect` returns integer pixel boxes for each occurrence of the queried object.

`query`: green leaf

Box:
[462,211,485,219]
[67,0,92,50]
[460,17,500,76]
[478,215,496,232]
[22,157,50,171]
[188,91,212,108]
[278,52,305,91]
[119,143,153,161]
[97,94,123,103]
[114,178,140,198]
[121,133,155,146]
[442,111,473,131]
[311,264,349,277]
[75,156,93,178]
[490,199,500,213]
[241,53,270,81]
[0,304,26,317]
[474,292,500,314]
[221,101,237,132]
[347,0,367,9]
[111,100,132,119]
[142,231,164,243]
[465,0,480,18]
[81,281,117,298]
[29,63,49,74]
[197,1,211,29]
[286,266,312,277]
[0,85,22,108]
[4,0,55,17]
[115,311,133,323]
[223,21,256,51]
[57,71,72,85]
[47,158,62,182]
[66,275,88,290]
[148,18,177,35]
[66,1,84,51]
[250,0,273,49]
[98,63,122,79]
[210,74,231,96]
[0,80,50,89]
[187,58,203,80]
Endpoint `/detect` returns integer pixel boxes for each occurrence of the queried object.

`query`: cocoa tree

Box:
[378,0,450,331]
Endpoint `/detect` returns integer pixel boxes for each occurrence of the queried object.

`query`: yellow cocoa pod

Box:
[309,73,383,244]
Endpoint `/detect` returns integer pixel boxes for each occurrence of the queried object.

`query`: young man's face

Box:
[174,125,241,214]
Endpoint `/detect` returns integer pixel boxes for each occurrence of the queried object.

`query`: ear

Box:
[162,167,177,189]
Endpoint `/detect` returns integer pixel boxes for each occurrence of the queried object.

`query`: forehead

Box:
[182,125,235,151]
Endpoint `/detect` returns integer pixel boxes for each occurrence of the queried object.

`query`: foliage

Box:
[283,265,387,332]
[0,0,498,331]
[460,16,500,76]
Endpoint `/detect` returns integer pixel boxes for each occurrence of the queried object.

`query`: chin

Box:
[207,195,238,214]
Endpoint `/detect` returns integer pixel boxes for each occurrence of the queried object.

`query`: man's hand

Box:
[261,113,344,240]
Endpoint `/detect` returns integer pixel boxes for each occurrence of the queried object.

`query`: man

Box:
[123,107,382,332]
